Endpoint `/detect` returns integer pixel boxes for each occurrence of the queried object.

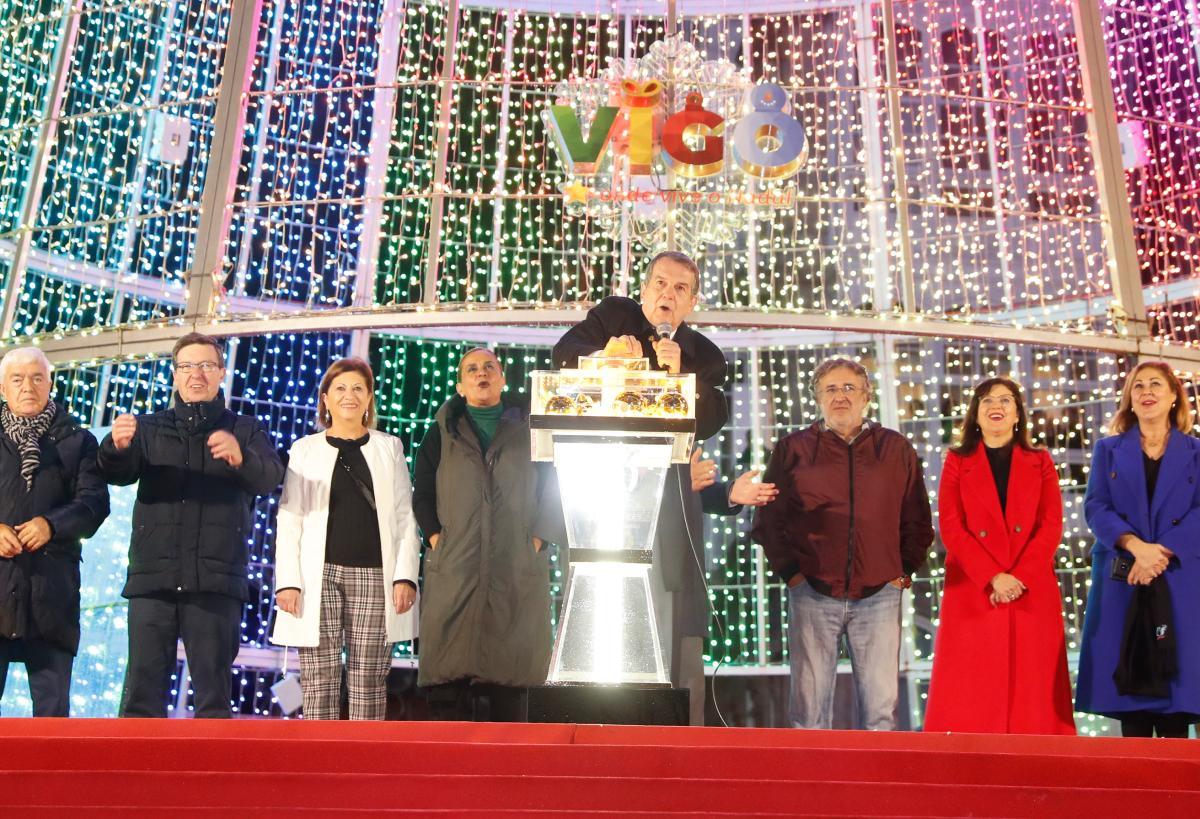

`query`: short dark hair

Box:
[317,357,376,429]
[643,251,700,295]
[172,332,225,362]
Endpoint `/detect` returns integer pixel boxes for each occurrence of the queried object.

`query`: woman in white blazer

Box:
[270,357,420,719]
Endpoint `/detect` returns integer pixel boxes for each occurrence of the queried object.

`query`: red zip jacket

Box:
[751,422,933,599]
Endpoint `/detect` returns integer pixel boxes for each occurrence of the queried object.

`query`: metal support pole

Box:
[878,0,917,313]
[855,0,892,314]
[487,8,517,306]
[351,0,408,358]
[1071,0,1148,338]
[862,2,914,706]
[1187,0,1200,80]
[183,0,267,319]
[230,0,287,302]
[1,0,85,338]
[746,348,770,666]
[94,0,185,426]
[617,12,633,297]
[664,0,678,253]
[422,0,462,305]
[971,1,1017,326]
[170,659,191,717]
[739,12,771,664]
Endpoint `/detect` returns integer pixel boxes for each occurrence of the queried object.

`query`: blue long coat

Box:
[1076,427,1200,717]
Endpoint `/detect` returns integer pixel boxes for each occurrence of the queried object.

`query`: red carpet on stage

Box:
[2,719,1199,816]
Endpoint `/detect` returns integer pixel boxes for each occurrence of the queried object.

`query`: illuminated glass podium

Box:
[530,355,695,687]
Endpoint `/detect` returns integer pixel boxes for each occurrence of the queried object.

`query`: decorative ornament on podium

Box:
[530,353,697,686]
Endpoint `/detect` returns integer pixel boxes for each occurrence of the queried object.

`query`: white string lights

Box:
[0,1,1196,729]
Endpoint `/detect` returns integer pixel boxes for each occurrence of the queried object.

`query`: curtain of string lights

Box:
[1,0,1199,729]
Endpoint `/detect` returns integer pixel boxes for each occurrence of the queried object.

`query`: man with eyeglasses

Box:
[752,357,933,730]
[98,332,284,718]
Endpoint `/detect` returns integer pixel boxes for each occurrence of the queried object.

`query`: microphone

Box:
[655,322,674,341]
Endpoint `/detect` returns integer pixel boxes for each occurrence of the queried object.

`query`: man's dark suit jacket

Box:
[551,297,730,636]
[552,296,728,440]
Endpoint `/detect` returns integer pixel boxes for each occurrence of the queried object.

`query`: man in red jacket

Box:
[752,358,932,730]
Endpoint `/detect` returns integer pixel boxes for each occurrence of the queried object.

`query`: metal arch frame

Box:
[1071,0,1149,340]
[461,0,850,13]
[183,0,266,318]
[2,0,1180,362]
[0,0,1188,374]
[18,300,1200,369]
[0,0,85,337]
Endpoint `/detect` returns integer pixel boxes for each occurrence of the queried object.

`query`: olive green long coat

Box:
[414,396,554,687]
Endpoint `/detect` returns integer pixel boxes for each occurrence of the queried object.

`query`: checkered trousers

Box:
[298,563,393,720]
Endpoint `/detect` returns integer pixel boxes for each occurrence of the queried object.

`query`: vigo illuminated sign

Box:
[545,81,808,181]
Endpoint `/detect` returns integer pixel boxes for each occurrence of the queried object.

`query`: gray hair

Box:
[642,250,701,295]
[811,357,871,394]
[0,346,53,382]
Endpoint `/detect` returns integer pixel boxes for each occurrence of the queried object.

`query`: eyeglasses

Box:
[175,361,223,374]
[980,395,1015,408]
[820,384,863,397]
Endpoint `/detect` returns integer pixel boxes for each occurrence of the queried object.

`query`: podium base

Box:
[527,683,689,726]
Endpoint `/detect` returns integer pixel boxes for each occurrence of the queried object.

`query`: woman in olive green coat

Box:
[412,348,559,720]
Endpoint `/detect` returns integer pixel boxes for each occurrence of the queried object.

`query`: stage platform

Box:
[2,719,1199,816]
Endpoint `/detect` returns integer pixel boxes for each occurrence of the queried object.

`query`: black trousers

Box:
[0,637,74,717]
[1119,711,1195,738]
[425,680,528,722]
[120,591,242,719]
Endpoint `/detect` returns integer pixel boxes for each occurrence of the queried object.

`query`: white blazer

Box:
[269,430,420,647]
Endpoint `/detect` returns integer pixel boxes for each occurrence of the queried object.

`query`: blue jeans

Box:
[786,580,902,730]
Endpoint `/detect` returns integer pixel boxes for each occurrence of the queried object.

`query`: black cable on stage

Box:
[677,467,733,729]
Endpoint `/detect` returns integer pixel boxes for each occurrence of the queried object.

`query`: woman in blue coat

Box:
[1077,361,1200,737]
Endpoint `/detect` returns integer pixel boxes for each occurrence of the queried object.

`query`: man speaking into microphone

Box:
[553,251,727,438]
[553,251,728,724]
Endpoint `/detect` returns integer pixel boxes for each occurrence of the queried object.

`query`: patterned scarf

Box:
[1,401,56,489]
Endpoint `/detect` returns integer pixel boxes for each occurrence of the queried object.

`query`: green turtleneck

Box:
[466,401,504,451]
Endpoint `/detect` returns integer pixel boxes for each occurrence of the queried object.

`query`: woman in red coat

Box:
[924,377,1076,734]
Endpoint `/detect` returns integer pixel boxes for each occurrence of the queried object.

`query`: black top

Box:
[324,434,382,568]
[984,442,1013,514]
[1144,452,1163,505]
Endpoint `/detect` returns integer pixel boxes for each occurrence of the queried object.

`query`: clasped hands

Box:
[989,572,1027,606]
[1122,535,1174,585]
[0,517,53,557]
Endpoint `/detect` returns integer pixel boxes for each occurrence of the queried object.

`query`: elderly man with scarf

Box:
[99,332,283,718]
[0,347,110,716]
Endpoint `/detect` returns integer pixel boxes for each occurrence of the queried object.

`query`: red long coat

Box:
[924,445,1076,735]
